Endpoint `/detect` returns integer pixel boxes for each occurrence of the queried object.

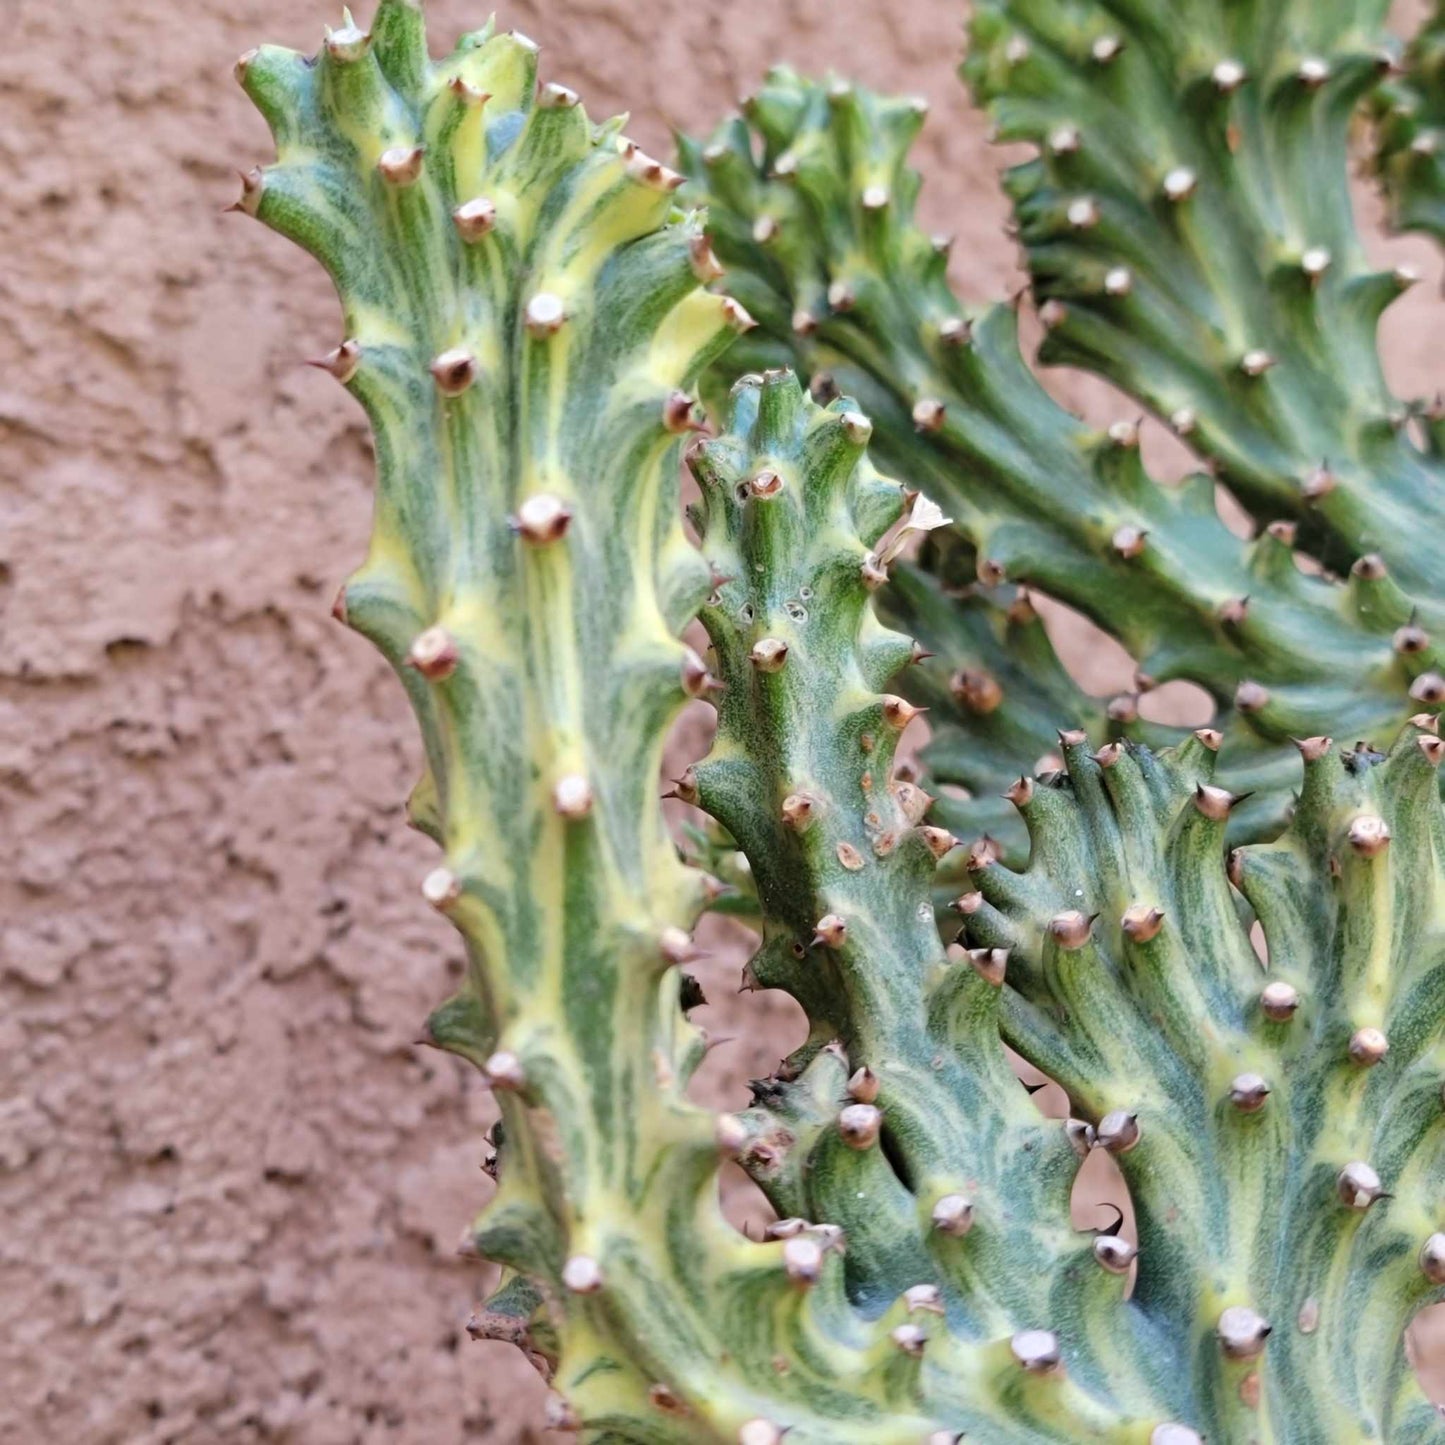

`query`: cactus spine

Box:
[234,2,1445,1440]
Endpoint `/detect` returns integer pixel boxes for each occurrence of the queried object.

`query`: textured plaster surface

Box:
[1,0,1441,1441]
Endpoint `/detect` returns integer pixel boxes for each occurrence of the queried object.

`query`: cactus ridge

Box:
[678,66,1444,859]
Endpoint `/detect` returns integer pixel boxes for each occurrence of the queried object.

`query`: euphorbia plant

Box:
[233,1,1445,1439]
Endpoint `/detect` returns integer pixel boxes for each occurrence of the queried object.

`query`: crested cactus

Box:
[235,10,781,1434]
[233,2,1445,1440]
[679,39,1445,858]
[682,375,1445,1442]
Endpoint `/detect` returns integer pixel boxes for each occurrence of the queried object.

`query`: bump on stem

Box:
[1337,1161,1385,1209]
[932,1193,975,1236]
[1097,1110,1140,1154]
[1217,1306,1271,1360]
[1011,1329,1061,1373]
[838,1103,882,1149]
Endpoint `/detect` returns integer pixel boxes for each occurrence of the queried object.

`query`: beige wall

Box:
[1,1,1438,1441]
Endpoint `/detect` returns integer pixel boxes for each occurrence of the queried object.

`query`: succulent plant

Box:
[234,9,776,1433]
[682,367,1445,1441]
[233,2,1445,1440]
[964,1,1445,584]
[679,18,1445,859]
[956,714,1445,1442]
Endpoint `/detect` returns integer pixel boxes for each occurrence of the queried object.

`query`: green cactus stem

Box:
[960,716,1445,1441]
[236,11,931,1440]
[1374,2,1445,241]
[678,70,1442,860]
[690,368,1079,1348]
[688,371,1445,1440]
[964,0,1445,593]
[684,367,1159,1439]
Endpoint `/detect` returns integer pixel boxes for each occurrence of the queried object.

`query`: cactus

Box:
[679,50,1444,859]
[963,1,1445,582]
[1374,2,1445,240]
[687,370,1083,1325]
[686,371,1445,1443]
[232,3,1445,1441]
[234,10,793,1436]
[955,712,1445,1442]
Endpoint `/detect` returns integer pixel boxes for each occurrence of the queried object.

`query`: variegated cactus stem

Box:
[678,67,1442,859]
[232,9,968,1440]
[965,0,1445,593]
[959,714,1445,1442]
[679,366,1445,1440]
[1374,0,1445,240]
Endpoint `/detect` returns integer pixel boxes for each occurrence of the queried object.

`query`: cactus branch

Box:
[1374,1,1445,243]
[965,0,1445,592]
[679,66,1443,857]
[964,718,1445,1441]
[690,369,1147,1438]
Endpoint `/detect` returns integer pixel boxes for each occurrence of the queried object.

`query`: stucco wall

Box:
[1,1,1439,1442]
